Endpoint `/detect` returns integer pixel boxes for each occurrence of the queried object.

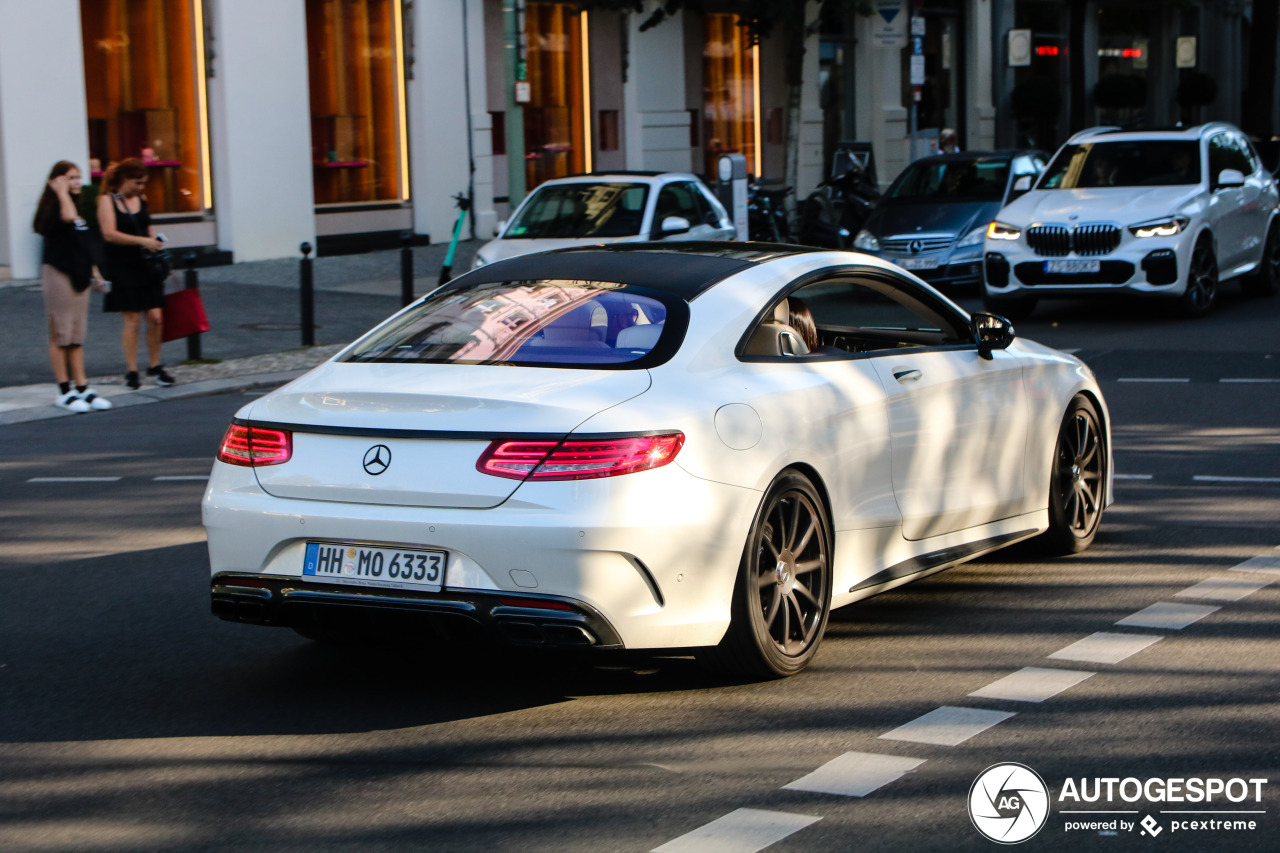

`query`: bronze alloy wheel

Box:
[1180,239,1218,317]
[1040,396,1106,554]
[701,471,833,678]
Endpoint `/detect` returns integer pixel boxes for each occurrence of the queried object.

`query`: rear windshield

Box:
[504,183,649,239]
[344,279,681,368]
[887,158,1010,201]
[1039,141,1201,189]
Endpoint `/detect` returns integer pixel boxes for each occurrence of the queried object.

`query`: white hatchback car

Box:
[984,123,1280,318]
[204,244,1111,679]
[472,172,735,269]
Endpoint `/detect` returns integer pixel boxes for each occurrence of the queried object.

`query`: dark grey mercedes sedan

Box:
[853,150,1048,289]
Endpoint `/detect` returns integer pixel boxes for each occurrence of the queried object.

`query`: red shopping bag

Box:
[162,287,211,342]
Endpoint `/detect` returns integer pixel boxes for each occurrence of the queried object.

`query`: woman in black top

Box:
[33,160,112,412]
[99,158,174,389]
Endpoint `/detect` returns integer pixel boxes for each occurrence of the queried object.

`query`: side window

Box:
[1232,133,1259,174]
[654,183,702,226]
[1209,134,1234,184]
[742,277,967,358]
[690,185,722,226]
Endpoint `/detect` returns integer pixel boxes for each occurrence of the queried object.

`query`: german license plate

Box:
[1044,259,1100,274]
[895,257,940,270]
[303,542,445,591]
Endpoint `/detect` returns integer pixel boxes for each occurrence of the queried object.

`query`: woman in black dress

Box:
[99,158,175,389]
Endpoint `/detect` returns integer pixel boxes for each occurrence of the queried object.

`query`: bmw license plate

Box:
[895,257,940,270]
[1044,260,1100,274]
[303,542,445,591]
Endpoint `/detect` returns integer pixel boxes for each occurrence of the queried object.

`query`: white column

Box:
[411,0,493,243]
[856,10,908,190]
[0,0,90,279]
[207,0,315,262]
[623,7,692,172]
[967,0,996,151]
[797,17,824,197]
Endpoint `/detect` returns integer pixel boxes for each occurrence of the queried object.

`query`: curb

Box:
[0,369,308,427]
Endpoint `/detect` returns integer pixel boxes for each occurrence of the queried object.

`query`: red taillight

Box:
[217,424,293,467]
[476,433,684,481]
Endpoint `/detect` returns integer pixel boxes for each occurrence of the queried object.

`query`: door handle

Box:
[893,369,922,383]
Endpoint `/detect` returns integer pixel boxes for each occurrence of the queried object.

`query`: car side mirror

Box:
[1215,169,1246,190]
[1007,175,1034,203]
[654,215,692,239]
[496,219,508,236]
[972,311,1015,359]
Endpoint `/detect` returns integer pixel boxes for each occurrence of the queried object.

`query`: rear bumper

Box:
[212,574,624,648]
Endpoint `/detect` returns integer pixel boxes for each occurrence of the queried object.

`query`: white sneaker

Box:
[81,389,113,411]
[55,391,92,413]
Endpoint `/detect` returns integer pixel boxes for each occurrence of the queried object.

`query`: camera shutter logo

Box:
[969,763,1050,844]
[363,445,392,476]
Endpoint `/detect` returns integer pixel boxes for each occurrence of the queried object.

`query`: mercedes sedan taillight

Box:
[477,433,684,481]
[216,424,293,467]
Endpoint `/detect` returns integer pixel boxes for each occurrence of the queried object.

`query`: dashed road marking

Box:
[153,475,210,481]
[1117,377,1190,383]
[651,808,820,853]
[1114,474,1154,480]
[1115,601,1220,630]
[878,706,1015,747]
[26,476,122,483]
[1220,378,1280,383]
[1174,575,1273,602]
[1048,631,1163,665]
[1231,555,1280,575]
[781,751,926,798]
[968,667,1096,704]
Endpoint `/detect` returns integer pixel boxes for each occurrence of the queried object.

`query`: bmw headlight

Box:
[987,221,1021,241]
[957,225,988,248]
[853,230,880,251]
[1128,215,1190,238]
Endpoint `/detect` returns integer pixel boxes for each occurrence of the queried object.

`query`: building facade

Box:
[0,0,1263,280]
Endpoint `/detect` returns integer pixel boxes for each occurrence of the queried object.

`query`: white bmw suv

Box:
[983,123,1280,318]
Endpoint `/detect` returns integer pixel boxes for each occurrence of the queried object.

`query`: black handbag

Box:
[143,249,173,285]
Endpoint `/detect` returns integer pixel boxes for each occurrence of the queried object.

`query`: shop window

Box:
[703,14,757,178]
[491,112,507,156]
[305,0,406,205]
[524,3,586,188]
[81,0,208,214]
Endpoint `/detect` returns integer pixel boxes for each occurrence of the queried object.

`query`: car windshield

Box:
[503,183,650,239]
[1039,140,1202,189]
[344,279,676,368]
[886,158,1010,201]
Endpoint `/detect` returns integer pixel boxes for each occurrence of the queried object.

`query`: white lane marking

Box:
[782,751,926,797]
[1231,555,1280,575]
[1193,475,1280,484]
[651,808,820,853]
[153,475,210,481]
[1116,377,1190,383]
[26,476,123,483]
[1174,576,1273,602]
[1115,602,1220,630]
[968,667,1096,704]
[1048,632,1163,665]
[1114,474,1154,480]
[1220,378,1280,383]
[878,706,1015,747]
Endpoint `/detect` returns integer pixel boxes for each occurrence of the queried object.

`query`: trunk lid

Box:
[245,361,651,508]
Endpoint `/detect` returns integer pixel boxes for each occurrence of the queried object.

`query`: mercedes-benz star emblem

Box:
[362,444,392,476]
[909,239,924,254]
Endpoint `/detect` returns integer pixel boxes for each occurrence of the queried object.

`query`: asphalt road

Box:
[1,284,1278,852]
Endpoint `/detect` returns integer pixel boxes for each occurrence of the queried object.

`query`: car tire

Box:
[1179,237,1218,317]
[983,294,1037,322]
[1036,395,1106,555]
[1241,222,1280,298]
[698,470,833,679]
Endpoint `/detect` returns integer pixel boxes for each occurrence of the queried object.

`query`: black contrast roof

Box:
[458,242,821,300]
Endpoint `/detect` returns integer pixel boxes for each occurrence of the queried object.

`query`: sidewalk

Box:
[0,239,480,426]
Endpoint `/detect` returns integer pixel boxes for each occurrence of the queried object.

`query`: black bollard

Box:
[300,242,315,346]
[400,231,414,307]
[184,252,202,361]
